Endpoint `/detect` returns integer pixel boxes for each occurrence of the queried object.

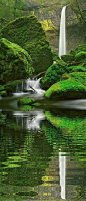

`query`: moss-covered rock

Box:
[41,60,68,89]
[51,50,59,61]
[1,90,7,97]
[45,72,86,100]
[61,54,75,63]
[68,65,86,73]
[17,97,35,106]
[75,51,86,62]
[0,38,33,83]
[75,43,86,54]
[0,15,53,74]
[17,97,41,111]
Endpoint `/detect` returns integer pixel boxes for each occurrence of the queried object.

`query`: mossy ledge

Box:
[0,15,53,74]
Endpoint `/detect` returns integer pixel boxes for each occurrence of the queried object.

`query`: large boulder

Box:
[41,60,68,89]
[0,38,33,83]
[0,15,53,74]
[45,72,86,100]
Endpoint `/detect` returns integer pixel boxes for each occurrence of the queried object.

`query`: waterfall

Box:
[14,77,45,96]
[59,6,66,59]
[26,77,41,91]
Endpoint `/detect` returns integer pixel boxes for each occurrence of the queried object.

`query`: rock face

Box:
[32,0,86,54]
[0,0,86,55]
[66,0,86,53]
[1,15,53,74]
[0,38,33,83]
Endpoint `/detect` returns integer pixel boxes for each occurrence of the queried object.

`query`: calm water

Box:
[0,95,86,201]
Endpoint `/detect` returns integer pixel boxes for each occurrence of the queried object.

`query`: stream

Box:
[0,80,86,201]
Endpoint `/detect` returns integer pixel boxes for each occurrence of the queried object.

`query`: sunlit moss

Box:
[45,72,86,100]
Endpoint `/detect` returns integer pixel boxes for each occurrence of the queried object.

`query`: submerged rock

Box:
[1,15,53,74]
[0,38,33,83]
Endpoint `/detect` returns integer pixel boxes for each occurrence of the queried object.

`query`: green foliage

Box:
[45,72,86,100]
[41,60,68,89]
[1,15,53,74]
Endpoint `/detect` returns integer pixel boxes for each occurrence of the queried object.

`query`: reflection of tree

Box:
[0,111,53,187]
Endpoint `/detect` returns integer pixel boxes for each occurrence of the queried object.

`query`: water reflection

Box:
[59,150,66,200]
[0,109,86,200]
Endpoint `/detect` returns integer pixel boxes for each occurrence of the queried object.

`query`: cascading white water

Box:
[59,6,66,59]
[14,77,45,96]
[26,77,41,91]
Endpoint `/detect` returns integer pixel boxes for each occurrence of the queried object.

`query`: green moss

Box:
[1,15,53,74]
[0,38,33,83]
[17,97,42,110]
[17,97,35,106]
[75,43,86,54]
[61,54,75,63]
[1,90,7,97]
[0,18,9,29]
[68,65,86,72]
[41,60,68,89]
[45,72,86,100]
[75,51,86,61]
[51,50,59,61]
